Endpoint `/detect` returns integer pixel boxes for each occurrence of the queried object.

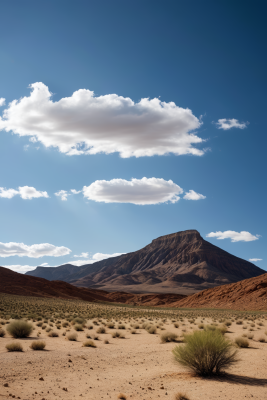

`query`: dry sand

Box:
[1,320,267,400]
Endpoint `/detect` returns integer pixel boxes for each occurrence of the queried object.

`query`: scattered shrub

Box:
[198,324,204,329]
[30,341,46,350]
[48,331,59,337]
[107,322,115,329]
[175,393,190,400]
[131,329,136,334]
[7,320,33,338]
[173,330,238,376]
[112,331,124,338]
[67,333,78,341]
[247,333,254,340]
[104,339,109,344]
[74,324,84,331]
[6,342,23,352]
[258,336,266,343]
[146,325,157,334]
[235,337,249,348]
[117,394,127,400]
[97,326,106,334]
[161,331,178,343]
[83,340,96,348]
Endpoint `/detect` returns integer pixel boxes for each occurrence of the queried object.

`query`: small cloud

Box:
[71,189,82,194]
[206,230,259,242]
[55,190,69,201]
[0,242,71,258]
[0,98,5,107]
[73,252,89,258]
[249,258,262,262]
[0,186,49,200]
[83,177,183,205]
[183,190,206,200]
[215,119,248,130]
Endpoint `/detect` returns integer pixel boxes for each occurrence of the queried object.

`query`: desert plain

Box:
[1,293,267,400]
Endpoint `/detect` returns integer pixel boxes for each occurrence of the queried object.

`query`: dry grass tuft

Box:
[0,328,6,337]
[67,333,78,341]
[235,337,249,348]
[161,331,178,343]
[6,342,23,352]
[30,340,46,350]
[175,393,190,400]
[83,340,96,348]
[117,393,127,399]
[7,320,33,338]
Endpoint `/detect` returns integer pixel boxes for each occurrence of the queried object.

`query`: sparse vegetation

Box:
[67,333,78,341]
[7,320,33,338]
[173,330,238,376]
[6,342,23,352]
[83,340,96,348]
[235,337,249,348]
[161,331,178,343]
[30,340,46,350]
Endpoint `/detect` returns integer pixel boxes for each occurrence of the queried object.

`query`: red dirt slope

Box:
[0,266,185,306]
[168,273,267,310]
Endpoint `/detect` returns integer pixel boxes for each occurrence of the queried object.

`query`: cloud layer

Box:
[0,242,71,258]
[216,118,248,130]
[0,82,204,158]
[206,230,259,242]
[0,186,48,199]
[83,177,183,205]
[183,190,206,200]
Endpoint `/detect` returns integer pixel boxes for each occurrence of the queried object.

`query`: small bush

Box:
[175,393,190,400]
[97,326,106,334]
[146,325,157,334]
[0,328,6,337]
[6,342,23,352]
[172,330,238,376]
[72,317,85,325]
[161,331,178,343]
[83,340,96,348]
[198,324,204,329]
[258,336,266,343]
[107,322,115,329]
[67,333,78,341]
[235,337,249,348]
[112,331,124,338]
[30,341,46,350]
[104,339,109,344]
[247,333,254,340]
[118,324,125,329]
[131,329,136,334]
[7,320,33,338]
[74,324,84,331]
[48,331,58,337]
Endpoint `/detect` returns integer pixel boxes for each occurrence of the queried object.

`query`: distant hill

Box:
[26,230,265,295]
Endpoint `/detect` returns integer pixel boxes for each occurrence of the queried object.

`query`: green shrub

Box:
[83,340,96,348]
[7,320,33,338]
[67,333,77,341]
[161,331,178,343]
[235,337,249,348]
[6,342,23,352]
[30,341,46,350]
[172,330,238,376]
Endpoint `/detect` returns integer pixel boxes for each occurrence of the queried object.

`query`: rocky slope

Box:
[26,230,265,294]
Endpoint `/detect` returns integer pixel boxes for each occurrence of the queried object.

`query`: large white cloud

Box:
[0,186,48,199]
[0,242,71,258]
[206,230,259,242]
[183,190,206,200]
[83,177,183,205]
[0,82,204,158]
[216,118,248,130]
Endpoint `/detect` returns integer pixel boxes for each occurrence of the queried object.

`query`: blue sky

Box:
[0,0,266,273]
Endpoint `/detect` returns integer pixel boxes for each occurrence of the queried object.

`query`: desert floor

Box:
[0,297,267,400]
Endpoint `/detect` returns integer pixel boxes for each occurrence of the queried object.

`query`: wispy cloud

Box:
[215,118,248,130]
[249,258,262,262]
[206,230,259,242]
[0,186,49,199]
[183,190,206,200]
[0,82,204,158]
[0,242,71,258]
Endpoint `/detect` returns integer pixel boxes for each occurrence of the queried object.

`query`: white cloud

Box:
[206,230,259,242]
[0,242,71,258]
[0,82,204,158]
[216,118,248,130]
[83,177,183,205]
[2,265,37,273]
[71,189,82,194]
[0,98,5,107]
[183,190,206,200]
[249,258,262,262]
[55,190,69,201]
[73,252,89,258]
[0,186,48,199]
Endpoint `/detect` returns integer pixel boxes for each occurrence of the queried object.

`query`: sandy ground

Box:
[1,321,267,400]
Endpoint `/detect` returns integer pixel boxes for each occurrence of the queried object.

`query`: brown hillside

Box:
[167,273,267,310]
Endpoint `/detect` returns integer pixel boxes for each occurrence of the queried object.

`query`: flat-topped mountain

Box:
[26,230,265,294]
